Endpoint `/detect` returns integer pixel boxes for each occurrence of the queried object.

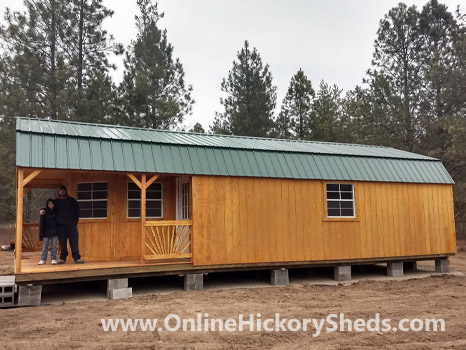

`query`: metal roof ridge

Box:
[15,117,438,161]
[15,117,394,149]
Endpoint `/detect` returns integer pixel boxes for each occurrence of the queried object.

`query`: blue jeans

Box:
[40,236,58,261]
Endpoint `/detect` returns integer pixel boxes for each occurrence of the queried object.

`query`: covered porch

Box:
[15,167,193,275]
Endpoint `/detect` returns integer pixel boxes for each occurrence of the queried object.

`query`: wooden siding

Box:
[65,173,177,261]
[192,176,456,266]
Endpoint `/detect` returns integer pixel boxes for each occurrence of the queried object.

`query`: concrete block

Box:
[387,262,403,277]
[270,269,289,287]
[334,265,351,281]
[184,273,203,291]
[435,258,449,273]
[404,261,417,271]
[18,285,42,306]
[0,276,15,307]
[107,278,128,291]
[108,287,132,300]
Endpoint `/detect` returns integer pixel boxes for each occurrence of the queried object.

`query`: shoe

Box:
[51,260,57,265]
[58,259,66,264]
[37,260,45,265]
[74,259,84,264]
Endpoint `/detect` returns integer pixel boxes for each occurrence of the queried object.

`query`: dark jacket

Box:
[39,207,59,240]
[55,195,80,225]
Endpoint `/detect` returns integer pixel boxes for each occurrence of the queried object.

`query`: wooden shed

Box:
[14,118,456,287]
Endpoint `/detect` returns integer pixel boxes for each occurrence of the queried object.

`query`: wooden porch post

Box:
[140,174,146,264]
[15,169,24,273]
[15,168,42,273]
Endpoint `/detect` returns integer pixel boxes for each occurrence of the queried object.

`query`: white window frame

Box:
[325,183,355,218]
[76,182,108,219]
[127,181,163,219]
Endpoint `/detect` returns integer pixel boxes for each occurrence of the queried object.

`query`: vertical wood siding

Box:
[192,176,456,266]
[66,173,177,261]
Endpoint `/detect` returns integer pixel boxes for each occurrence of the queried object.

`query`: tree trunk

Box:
[50,0,57,119]
[78,0,84,91]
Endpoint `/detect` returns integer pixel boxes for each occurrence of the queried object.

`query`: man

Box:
[40,185,84,264]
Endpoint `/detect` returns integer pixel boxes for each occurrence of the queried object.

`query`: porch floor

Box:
[16,255,193,284]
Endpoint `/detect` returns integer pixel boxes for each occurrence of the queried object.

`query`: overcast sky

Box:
[1,0,462,130]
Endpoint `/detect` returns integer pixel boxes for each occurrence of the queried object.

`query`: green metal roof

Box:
[16,118,454,184]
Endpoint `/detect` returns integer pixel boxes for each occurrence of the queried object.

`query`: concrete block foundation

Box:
[270,269,289,286]
[387,262,403,277]
[334,265,351,281]
[184,273,203,291]
[18,285,42,306]
[435,258,450,273]
[107,278,132,300]
[0,276,15,308]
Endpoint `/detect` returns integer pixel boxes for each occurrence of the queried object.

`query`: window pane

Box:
[77,183,92,191]
[327,209,340,217]
[128,200,141,209]
[147,183,161,191]
[327,201,340,209]
[80,209,92,218]
[128,190,140,199]
[327,192,340,200]
[341,192,353,200]
[77,191,91,200]
[128,208,140,217]
[340,201,354,209]
[93,201,107,209]
[93,191,108,200]
[93,182,107,191]
[128,182,140,191]
[78,201,92,210]
[147,191,162,200]
[147,208,161,218]
[340,184,352,192]
[146,200,161,209]
[93,209,107,218]
[341,209,354,217]
[326,184,339,192]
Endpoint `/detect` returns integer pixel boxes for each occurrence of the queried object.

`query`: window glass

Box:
[326,183,355,218]
[77,182,108,218]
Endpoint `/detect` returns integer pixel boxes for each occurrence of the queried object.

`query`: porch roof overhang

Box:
[16,118,454,184]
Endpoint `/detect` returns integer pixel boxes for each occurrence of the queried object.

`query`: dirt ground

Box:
[0,244,465,349]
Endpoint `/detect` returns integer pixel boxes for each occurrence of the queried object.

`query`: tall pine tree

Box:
[367,3,424,152]
[274,69,314,139]
[310,81,343,142]
[117,0,193,129]
[0,0,121,222]
[211,40,276,137]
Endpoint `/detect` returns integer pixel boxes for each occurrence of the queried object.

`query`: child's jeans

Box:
[40,236,58,261]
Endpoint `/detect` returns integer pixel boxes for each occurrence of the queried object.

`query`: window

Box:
[178,179,190,220]
[77,182,108,219]
[127,182,163,218]
[326,183,355,218]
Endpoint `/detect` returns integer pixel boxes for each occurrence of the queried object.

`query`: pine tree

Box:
[0,0,121,222]
[274,69,314,139]
[117,0,193,129]
[66,0,123,123]
[189,122,205,133]
[367,3,424,152]
[211,40,276,137]
[310,81,342,142]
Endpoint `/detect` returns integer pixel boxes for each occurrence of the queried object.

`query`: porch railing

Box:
[22,223,41,252]
[143,220,192,261]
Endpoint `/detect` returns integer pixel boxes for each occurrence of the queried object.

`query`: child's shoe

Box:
[51,260,57,265]
[38,260,45,265]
